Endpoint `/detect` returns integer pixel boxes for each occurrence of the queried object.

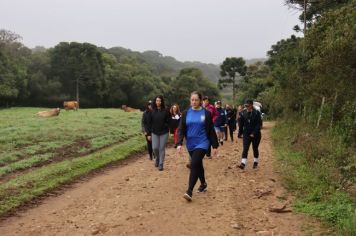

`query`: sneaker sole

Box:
[197,189,207,193]
[183,193,192,201]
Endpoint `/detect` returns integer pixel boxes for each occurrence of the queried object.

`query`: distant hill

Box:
[104,47,265,84]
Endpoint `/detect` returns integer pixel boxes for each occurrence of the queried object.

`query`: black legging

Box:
[145,135,153,158]
[225,123,235,141]
[242,133,261,159]
[188,149,207,194]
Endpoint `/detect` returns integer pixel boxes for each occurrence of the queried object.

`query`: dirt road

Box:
[0,122,323,235]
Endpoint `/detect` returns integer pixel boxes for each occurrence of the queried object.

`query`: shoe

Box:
[238,163,246,170]
[220,141,223,146]
[197,183,207,193]
[183,191,192,201]
[186,163,191,169]
[253,162,258,169]
[155,161,159,167]
[158,165,164,171]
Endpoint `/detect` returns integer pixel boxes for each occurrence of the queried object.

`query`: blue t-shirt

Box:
[186,108,210,151]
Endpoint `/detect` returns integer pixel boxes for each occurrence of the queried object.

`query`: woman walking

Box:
[169,104,182,148]
[146,96,171,171]
[142,101,154,160]
[177,91,219,201]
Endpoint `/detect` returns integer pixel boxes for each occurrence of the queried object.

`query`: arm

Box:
[253,111,262,135]
[145,112,152,136]
[176,111,187,146]
[206,111,219,148]
[238,112,244,138]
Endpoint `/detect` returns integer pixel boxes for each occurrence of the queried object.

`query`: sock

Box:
[254,158,258,163]
[241,158,247,165]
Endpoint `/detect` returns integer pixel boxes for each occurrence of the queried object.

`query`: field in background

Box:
[0,108,145,215]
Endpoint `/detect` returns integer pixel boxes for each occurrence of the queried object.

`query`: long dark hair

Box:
[152,95,166,110]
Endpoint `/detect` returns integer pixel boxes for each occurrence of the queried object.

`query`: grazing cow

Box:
[121,105,141,112]
[36,108,60,118]
[63,101,79,111]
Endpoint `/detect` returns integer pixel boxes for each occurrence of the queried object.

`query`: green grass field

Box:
[0,107,146,215]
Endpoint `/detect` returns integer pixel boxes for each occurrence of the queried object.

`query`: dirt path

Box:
[0,122,323,235]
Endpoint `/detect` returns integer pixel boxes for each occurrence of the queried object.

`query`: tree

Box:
[219,57,247,103]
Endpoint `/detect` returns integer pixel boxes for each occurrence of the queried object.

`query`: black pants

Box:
[242,133,261,159]
[206,145,211,157]
[145,135,153,159]
[225,123,235,141]
[188,149,207,194]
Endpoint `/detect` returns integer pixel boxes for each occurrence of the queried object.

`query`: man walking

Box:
[237,99,262,169]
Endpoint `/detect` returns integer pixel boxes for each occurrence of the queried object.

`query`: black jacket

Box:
[169,113,181,134]
[226,108,237,125]
[145,108,171,136]
[141,109,151,134]
[177,108,219,149]
[238,109,262,137]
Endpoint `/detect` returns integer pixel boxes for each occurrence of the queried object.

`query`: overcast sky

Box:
[1,0,301,64]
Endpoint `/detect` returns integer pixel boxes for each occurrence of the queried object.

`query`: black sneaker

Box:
[238,163,246,170]
[253,162,258,169]
[197,183,207,193]
[183,191,192,201]
[155,161,159,168]
[158,165,164,171]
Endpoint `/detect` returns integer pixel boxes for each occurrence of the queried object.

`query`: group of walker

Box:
[142,92,262,201]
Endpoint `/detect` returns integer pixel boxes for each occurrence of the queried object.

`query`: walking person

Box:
[214,101,227,146]
[237,99,262,169]
[146,95,171,171]
[177,91,219,201]
[202,96,219,158]
[169,104,182,148]
[225,104,237,142]
[142,100,154,160]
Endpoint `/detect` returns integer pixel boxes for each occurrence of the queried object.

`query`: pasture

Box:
[0,107,145,215]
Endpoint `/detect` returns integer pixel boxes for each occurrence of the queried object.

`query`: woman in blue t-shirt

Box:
[176,91,219,201]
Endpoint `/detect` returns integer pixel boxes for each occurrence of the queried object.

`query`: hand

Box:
[147,136,151,141]
[176,145,182,154]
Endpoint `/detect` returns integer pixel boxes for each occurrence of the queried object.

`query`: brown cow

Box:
[36,108,60,118]
[63,101,79,111]
[121,105,140,112]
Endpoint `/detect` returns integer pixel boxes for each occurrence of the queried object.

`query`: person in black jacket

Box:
[177,91,219,201]
[141,101,154,160]
[145,95,171,171]
[238,99,262,169]
[214,101,227,146]
[225,104,237,142]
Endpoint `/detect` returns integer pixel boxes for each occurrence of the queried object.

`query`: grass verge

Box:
[0,135,145,216]
[272,121,355,235]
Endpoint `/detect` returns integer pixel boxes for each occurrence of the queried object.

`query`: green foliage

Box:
[0,35,221,109]
[272,121,355,235]
[219,57,247,102]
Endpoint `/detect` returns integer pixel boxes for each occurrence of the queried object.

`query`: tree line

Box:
[0,32,219,109]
